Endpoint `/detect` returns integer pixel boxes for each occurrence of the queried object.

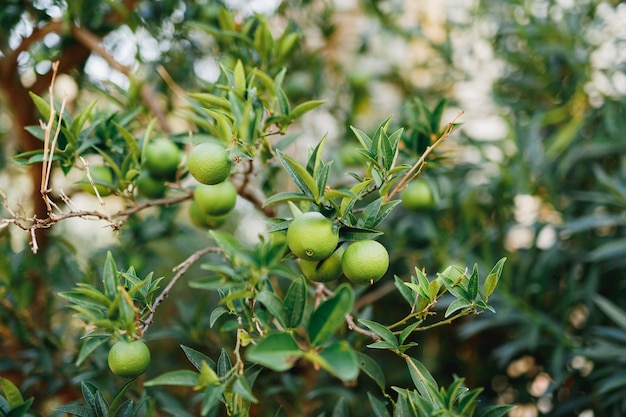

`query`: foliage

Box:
[2,0,625,416]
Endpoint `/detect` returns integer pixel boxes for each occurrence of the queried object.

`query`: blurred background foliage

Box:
[1,0,625,416]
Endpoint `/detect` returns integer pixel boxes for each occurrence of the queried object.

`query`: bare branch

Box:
[139,246,222,335]
[384,110,464,203]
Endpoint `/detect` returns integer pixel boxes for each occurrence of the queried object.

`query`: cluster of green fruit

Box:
[136,139,182,199]
[79,139,183,199]
[286,212,390,285]
[188,142,235,228]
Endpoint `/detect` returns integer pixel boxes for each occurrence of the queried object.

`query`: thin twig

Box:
[140,246,222,335]
[385,110,464,203]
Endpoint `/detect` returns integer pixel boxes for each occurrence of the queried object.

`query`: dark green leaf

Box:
[475,405,517,417]
[594,295,626,331]
[332,397,349,417]
[308,284,354,346]
[468,264,479,301]
[217,349,232,379]
[284,276,306,328]
[368,392,391,417]
[54,405,95,417]
[201,385,225,416]
[356,352,386,391]
[276,150,319,199]
[181,345,217,372]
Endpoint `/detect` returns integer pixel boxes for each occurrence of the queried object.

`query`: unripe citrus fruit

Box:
[286,212,338,261]
[301,243,346,282]
[81,166,114,196]
[188,142,231,185]
[341,240,389,285]
[136,170,167,199]
[402,179,435,211]
[189,201,228,229]
[194,181,237,216]
[144,139,181,180]
[108,339,151,378]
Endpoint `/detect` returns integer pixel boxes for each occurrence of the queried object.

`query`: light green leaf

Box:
[144,370,199,387]
[315,341,359,381]
[290,100,325,120]
[256,290,287,329]
[0,377,24,408]
[102,251,118,299]
[484,257,506,300]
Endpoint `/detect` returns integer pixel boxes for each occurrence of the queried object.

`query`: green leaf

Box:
[0,378,24,408]
[180,345,217,372]
[594,294,626,331]
[394,276,417,307]
[102,252,118,299]
[332,397,349,417]
[71,99,98,137]
[109,379,135,416]
[262,191,315,207]
[276,150,319,199]
[188,93,231,111]
[245,332,303,372]
[476,405,518,417]
[406,356,438,401]
[201,385,225,416]
[356,352,386,391]
[350,126,372,150]
[76,336,108,366]
[29,91,52,121]
[233,60,246,96]
[290,100,325,120]
[468,264,479,301]
[308,284,355,346]
[315,341,359,381]
[217,348,232,379]
[483,257,506,300]
[112,122,140,161]
[283,276,306,328]
[445,298,472,318]
[368,392,391,417]
[339,226,384,241]
[358,319,398,349]
[256,290,287,329]
[144,371,198,387]
[233,376,258,403]
[54,405,95,417]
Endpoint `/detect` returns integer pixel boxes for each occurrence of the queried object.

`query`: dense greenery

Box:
[1,1,625,416]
